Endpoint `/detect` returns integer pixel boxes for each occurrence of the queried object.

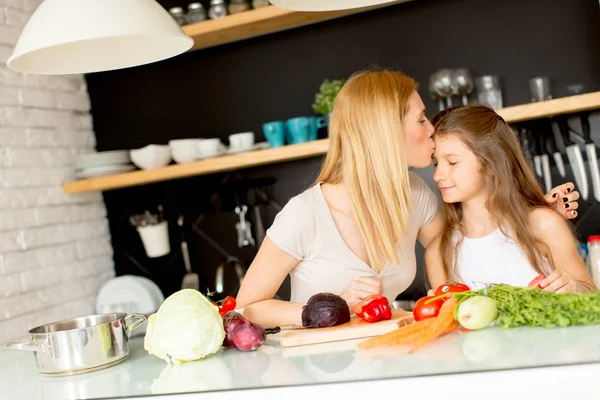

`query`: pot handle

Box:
[124,313,147,336]
[6,339,39,352]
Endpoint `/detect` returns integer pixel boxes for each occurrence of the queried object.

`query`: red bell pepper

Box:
[352,294,392,323]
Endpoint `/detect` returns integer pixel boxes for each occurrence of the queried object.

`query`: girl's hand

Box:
[541,269,586,293]
[545,182,580,220]
[341,276,382,310]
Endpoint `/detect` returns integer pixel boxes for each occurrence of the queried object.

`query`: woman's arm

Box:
[235,237,304,327]
[417,209,447,290]
[530,207,596,293]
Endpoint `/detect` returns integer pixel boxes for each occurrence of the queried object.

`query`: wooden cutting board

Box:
[270,309,414,348]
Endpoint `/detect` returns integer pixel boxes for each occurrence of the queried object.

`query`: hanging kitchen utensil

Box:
[178,215,200,291]
[530,127,544,180]
[556,116,589,200]
[235,205,255,248]
[541,119,566,178]
[518,128,535,174]
[540,133,552,194]
[580,112,600,202]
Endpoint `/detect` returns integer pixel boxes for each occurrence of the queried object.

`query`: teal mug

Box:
[262,121,285,148]
[286,116,329,144]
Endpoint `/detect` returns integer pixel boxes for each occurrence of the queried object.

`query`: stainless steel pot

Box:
[6,313,146,377]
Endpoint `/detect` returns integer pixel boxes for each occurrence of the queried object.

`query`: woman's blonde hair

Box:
[316,69,417,272]
[432,104,556,280]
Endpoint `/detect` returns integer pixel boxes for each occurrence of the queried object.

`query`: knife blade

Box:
[518,128,536,175]
[530,127,543,179]
[540,119,566,178]
[556,116,589,200]
[580,112,600,202]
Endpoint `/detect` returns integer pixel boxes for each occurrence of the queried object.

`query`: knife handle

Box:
[581,112,592,144]
[555,116,573,146]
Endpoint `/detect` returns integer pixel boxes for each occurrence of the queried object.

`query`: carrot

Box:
[357,318,435,349]
[409,297,458,353]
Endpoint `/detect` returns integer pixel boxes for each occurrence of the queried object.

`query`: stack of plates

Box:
[74,150,135,179]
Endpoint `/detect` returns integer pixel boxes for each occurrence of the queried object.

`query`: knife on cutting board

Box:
[556,116,589,200]
[580,112,600,202]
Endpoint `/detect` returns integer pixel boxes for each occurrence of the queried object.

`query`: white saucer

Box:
[75,164,135,179]
[227,142,270,154]
[95,275,158,316]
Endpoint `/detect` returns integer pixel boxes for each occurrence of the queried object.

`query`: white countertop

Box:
[2,324,600,399]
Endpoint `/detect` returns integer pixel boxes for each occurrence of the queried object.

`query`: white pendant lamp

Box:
[269,0,399,12]
[7,0,194,75]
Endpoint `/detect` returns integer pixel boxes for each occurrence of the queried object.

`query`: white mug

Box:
[229,132,254,151]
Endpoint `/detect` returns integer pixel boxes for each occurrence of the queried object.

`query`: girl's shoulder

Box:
[528,206,566,232]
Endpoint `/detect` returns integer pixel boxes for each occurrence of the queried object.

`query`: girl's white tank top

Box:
[455,228,544,290]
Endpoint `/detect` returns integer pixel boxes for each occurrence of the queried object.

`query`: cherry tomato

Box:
[219,296,237,316]
[527,274,546,289]
[434,283,470,296]
[413,296,445,321]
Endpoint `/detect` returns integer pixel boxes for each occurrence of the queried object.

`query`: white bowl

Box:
[197,138,226,159]
[168,139,202,164]
[130,145,172,170]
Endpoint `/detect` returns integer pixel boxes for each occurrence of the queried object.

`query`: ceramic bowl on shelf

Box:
[130,144,172,170]
[168,139,202,164]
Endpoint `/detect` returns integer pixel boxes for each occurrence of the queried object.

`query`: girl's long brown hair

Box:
[432,104,554,280]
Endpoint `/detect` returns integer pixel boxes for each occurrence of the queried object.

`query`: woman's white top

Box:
[266,172,439,303]
[455,228,543,290]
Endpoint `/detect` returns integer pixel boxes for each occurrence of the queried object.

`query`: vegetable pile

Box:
[145,291,268,364]
[358,278,600,352]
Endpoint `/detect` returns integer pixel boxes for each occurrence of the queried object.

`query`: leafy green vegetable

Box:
[453,285,600,328]
[312,79,345,116]
[144,289,225,364]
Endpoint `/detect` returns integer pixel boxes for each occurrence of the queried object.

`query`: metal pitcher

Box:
[6,313,146,376]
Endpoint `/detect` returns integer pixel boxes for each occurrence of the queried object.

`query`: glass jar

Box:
[168,7,186,25]
[588,235,600,285]
[229,0,250,14]
[474,75,503,110]
[186,2,207,24]
[208,0,228,19]
[252,0,271,8]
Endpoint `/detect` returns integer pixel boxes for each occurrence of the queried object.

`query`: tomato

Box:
[219,296,237,316]
[413,296,445,321]
[527,274,546,289]
[434,283,470,296]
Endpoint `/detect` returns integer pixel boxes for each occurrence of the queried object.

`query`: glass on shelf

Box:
[229,0,251,14]
[186,2,207,24]
[168,7,186,25]
[475,75,503,110]
[209,0,228,19]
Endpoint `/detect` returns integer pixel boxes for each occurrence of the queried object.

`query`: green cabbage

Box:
[144,289,225,363]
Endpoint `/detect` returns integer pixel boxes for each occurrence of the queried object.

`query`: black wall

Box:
[85,0,600,301]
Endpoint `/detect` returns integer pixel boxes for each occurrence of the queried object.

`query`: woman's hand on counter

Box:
[341,276,382,311]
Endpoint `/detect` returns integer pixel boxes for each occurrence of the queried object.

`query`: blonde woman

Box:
[236,69,578,327]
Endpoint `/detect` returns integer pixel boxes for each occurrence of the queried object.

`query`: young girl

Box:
[426,104,595,293]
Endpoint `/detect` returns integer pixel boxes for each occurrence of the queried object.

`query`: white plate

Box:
[226,142,271,154]
[74,150,131,169]
[95,275,158,316]
[133,276,164,311]
[75,164,136,179]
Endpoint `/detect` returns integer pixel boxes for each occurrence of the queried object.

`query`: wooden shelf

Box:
[498,91,600,123]
[63,91,600,194]
[182,2,409,51]
[62,139,329,193]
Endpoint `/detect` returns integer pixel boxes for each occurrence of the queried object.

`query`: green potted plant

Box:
[312,79,345,116]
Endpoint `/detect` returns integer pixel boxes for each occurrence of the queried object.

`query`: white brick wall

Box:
[0,0,114,343]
